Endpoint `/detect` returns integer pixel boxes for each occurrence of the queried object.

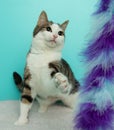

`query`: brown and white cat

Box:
[13,11,79,125]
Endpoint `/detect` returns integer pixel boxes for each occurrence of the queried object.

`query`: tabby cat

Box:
[13,11,79,125]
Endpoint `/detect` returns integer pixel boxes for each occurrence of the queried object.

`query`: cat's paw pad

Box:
[14,118,28,125]
[54,73,70,93]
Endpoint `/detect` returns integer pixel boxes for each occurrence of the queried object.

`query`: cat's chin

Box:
[45,42,57,48]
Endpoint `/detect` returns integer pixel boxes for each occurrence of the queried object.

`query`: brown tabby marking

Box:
[24,66,31,85]
[49,59,79,94]
[21,67,33,104]
[21,98,30,104]
[33,22,53,37]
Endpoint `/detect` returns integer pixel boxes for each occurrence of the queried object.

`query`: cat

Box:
[13,11,79,125]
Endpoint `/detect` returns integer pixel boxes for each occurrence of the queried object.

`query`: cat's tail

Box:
[13,72,24,92]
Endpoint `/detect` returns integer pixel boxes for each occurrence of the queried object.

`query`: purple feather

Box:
[95,0,111,14]
[74,102,114,130]
[84,15,114,61]
[74,0,114,130]
[84,65,114,90]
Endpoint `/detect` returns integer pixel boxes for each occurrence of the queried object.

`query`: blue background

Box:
[0,0,97,100]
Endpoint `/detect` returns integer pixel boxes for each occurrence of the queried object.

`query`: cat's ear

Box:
[60,20,69,31]
[37,11,48,26]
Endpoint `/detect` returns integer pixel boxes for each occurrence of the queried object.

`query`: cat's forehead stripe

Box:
[33,21,53,36]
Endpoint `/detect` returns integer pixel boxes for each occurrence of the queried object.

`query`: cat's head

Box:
[32,11,69,51]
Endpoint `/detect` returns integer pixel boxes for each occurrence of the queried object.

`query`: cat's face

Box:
[32,11,69,50]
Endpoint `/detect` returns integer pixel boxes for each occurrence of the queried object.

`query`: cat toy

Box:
[74,0,114,130]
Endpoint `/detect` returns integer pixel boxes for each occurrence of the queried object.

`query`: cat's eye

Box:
[58,31,64,36]
[46,27,52,32]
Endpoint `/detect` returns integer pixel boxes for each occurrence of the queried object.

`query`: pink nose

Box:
[53,35,58,39]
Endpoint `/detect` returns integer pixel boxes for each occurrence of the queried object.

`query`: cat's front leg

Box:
[36,98,49,113]
[37,97,57,113]
[54,72,71,93]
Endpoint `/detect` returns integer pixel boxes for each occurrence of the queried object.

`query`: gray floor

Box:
[0,100,74,130]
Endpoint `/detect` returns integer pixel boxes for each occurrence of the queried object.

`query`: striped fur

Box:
[49,59,79,93]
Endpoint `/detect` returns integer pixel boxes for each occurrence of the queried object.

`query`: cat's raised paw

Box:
[54,73,70,93]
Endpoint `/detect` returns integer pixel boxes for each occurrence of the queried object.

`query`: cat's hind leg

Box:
[15,85,36,125]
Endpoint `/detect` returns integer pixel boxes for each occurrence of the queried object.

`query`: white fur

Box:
[15,102,32,125]
[31,24,64,53]
[28,23,75,103]
[15,23,78,125]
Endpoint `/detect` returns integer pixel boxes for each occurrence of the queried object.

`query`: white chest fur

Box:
[27,52,61,97]
[27,52,61,68]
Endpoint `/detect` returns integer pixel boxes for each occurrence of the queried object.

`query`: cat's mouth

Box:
[45,39,57,48]
[50,40,56,43]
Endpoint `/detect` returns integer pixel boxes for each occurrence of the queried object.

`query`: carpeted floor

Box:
[0,100,74,130]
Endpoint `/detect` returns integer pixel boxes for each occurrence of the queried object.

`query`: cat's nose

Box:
[53,35,58,39]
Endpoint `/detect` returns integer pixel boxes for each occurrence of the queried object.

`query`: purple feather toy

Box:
[74,0,114,130]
